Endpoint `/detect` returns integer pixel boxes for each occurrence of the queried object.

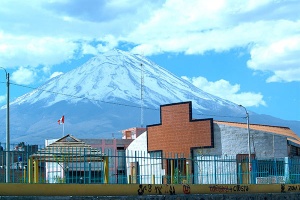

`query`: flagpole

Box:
[58,115,65,137]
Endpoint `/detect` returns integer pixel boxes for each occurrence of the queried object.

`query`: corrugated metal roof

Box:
[214,121,300,145]
[31,134,104,162]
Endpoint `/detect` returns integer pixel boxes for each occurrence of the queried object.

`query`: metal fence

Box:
[1,146,300,184]
[0,143,39,183]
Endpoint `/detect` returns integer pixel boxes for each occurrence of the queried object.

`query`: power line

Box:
[4,82,245,120]
[10,82,146,109]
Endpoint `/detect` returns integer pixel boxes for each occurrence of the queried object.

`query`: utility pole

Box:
[0,67,10,183]
[140,63,144,128]
[239,104,251,184]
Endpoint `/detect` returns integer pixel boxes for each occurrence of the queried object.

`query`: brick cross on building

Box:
[147,101,214,157]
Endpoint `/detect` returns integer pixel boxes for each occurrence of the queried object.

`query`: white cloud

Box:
[182,76,266,107]
[11,67,37,85]
[0,33,78,68]
[96,35,119,53]
[248,35,300,82]
[266,68,300,83]
[0,0,162,69]
[81,35,119,55]
[127,0,300,82]
[0,95,5,104]
[81,43,98,55]
[50,72,64,79]
[0,0,300,83]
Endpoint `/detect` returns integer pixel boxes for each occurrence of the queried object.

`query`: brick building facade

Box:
[147,102,213,157]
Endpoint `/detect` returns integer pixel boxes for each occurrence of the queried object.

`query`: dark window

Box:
[149,151,162,158]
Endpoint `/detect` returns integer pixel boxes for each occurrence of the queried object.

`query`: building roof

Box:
[81,138,133,145]
[215,121,300,145]
[31,134,104,162]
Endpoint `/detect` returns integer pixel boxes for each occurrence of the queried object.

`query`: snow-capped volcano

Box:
[12,49,236,111]
[1,49,299,144]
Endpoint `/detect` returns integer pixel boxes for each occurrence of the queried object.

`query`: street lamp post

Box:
[239,105,251,184]
[0,67,10,183]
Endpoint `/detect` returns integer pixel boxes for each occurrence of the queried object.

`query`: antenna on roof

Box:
[140,63,144,128]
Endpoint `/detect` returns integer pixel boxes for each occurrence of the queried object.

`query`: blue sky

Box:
[0,0,299,121]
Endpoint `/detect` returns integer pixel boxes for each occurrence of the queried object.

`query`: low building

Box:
[122,127,146,139]
[43,127,145,184]
[42,135,104,183]
[80,138,132,183]
[125,101,300,184]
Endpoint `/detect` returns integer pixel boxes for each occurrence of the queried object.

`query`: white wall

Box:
[193,123,289,184]
[45,138,63,183]
[217,124,288,158]
[194,123,288,159]
[126,131,164,184]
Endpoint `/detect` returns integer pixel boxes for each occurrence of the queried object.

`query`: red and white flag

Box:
[58,115,64,125]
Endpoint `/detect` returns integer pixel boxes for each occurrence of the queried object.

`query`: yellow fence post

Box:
[28,157,33,183]
[171,159,174,184]
[186,161,189,184]
[104,156,109,184]
[128,175,132,184]
[152,175,155,184]
[33,159,39,183]
[23,166,26,183]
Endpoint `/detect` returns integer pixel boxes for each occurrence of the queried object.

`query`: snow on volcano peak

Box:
[10,49,237,114]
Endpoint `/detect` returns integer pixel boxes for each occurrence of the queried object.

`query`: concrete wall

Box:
[0,183,299,196]
[193,123,288,159]
[191,124,289,184]
[1,193,300,199]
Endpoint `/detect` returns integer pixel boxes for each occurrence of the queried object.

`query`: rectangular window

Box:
[149,151,162,158]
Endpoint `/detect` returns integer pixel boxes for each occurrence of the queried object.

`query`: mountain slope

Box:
[12,50,237,111]
[0,49,299,144]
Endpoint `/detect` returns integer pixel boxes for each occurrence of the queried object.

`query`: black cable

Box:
[1,81,245,120]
